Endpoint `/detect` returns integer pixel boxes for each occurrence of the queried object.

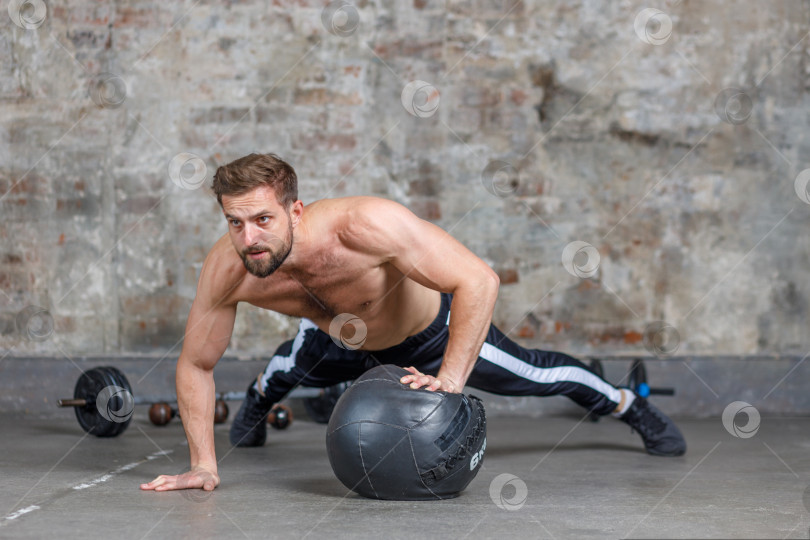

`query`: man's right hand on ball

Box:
[140,465,220,492]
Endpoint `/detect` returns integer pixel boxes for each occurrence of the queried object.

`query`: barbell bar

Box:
[58,366,345,437]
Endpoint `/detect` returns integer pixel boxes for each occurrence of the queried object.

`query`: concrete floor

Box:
[0,406,808,539]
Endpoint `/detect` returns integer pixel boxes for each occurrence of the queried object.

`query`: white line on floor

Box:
[73,449,174,490]
[3,506,40,521]
[2,448,174,525]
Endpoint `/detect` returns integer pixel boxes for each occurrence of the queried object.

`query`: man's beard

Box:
[239,222,293,278]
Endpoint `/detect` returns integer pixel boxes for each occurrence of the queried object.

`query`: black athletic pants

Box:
[253,293,623,416]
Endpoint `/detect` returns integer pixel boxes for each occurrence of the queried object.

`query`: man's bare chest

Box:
[244,254,397,321]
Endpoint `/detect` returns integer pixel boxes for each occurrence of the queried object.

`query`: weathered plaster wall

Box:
[1,1,808,370]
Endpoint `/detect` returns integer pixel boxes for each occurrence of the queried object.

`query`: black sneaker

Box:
[229,386,271,447]
[620,395,686,457]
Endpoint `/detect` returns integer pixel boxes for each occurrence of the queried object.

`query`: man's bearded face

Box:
[238,216,293,278]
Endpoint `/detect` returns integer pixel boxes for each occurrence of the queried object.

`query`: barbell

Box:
[58,366,343,437]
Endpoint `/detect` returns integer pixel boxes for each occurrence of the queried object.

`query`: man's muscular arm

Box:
[345,198,500,393]
[140,238,241,491]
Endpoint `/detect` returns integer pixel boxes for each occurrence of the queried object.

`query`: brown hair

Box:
[212,153,298,208]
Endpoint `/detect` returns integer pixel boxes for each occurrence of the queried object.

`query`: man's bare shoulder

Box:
[307,196,403,216]
[197,234,249,306]
[306,196,406,235]
[306,197,415,258]
[309,196,409,228]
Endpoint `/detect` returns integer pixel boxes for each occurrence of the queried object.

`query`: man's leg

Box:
[230,318,370,447]
[463,322,686,456]
[465,327,621,414]
[369,293,684,456]
[368,294,622,414]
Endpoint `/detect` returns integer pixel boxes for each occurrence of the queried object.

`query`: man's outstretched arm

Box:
[140,244,240,491]
[346,198,500,393]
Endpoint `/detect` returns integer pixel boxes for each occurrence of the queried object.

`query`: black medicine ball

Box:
[326,365,487,500]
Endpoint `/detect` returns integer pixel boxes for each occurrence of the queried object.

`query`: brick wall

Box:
[2,0,809,366]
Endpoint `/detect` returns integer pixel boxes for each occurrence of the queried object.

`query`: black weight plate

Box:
[73,366,133,437]
[303,382,350,424]
[628,359,647,392]
[99,366,134,437]
[73,367,113,436]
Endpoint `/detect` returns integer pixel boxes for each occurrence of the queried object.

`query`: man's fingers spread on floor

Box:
[157,480,176,491]
[141,476,167,490]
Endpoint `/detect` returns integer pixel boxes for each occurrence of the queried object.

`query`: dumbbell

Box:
[146,399,287,428]
[148,402,177,426]
[150,401,292,429]
[267,404,293,429]
[148,399,230,427]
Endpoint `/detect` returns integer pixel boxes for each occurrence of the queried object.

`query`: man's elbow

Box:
[474,267,499,301]
[453,265,499,299]
[486,269,499,300]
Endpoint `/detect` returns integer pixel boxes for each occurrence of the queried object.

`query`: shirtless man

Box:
[141,153,686,494]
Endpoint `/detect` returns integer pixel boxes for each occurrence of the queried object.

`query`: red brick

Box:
[496,268,518,284]
[114,7,171,29]
[0,173,48,196]
[54,315,77,333]
[338,161,355,176]
[343,65,362,77]
[409,199,441,221]
[66,29,110,49]
[577,280,599,291]
[373,39,442,61]
[517,325,535,338]
[190,107,251,125]
[293,88,362,106]
[120,295,190,317]
[56,5,112,25]
[510,88,528,105]
[408,178,439,196]
[461,86,502,107]
[554,321,572,333]
[262,87,291,104]
[0,270,27,291]
[623,330,643,344]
